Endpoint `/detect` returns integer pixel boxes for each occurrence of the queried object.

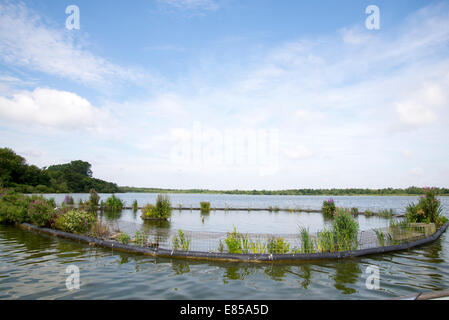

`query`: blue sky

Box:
[1,0,449,189]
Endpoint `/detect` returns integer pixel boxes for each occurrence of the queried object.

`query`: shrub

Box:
[172,230,190,251]
[55,209,97,233]
[333,208,359,251]
[0,189,31,224]
[104,194,123,211]
[200,201,211,214]
[27,197,54,227]
[141,203,155,218]
[322,198,336,217]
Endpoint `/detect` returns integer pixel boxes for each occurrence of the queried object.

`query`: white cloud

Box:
[0,88,114,132]
[0,2,147,87]
[395,83,447,126]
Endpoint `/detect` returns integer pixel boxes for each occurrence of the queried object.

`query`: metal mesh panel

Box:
[93,218,433,255]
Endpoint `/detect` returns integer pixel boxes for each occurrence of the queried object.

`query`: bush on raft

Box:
[55,209,97,233]
[141,194,172,220]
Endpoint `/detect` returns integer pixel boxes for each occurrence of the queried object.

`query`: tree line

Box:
[2,147,448,195]
[0,148,120,193]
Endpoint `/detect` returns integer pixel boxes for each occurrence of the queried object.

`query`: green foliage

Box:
[266,237,290,254]
[55,209,96,233]
[247,239,267,254]
[298,227,315,253]
[405,188,445,226]
[333,208,359,251]
[119,185,449,196]
[224,227,243,254]
[142,194,172,219]
[200,201,211,214]
[322,198,336,217]
[27,197,54,227]
[104,194,123,211]
[0,147,120,193]
[172,230,190,251]
[316,228,335,252]
[119,233,131,244]
[0,189,31,224]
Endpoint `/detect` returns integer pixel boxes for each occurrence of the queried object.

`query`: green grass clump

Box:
[200,201,211,214]
[333,208,359,251]
[350,207,359,216]
[316,228,335,252]
[224,227,244,254]
[298,227,315,253]
[266,237,290,254]
[378,209,393,218]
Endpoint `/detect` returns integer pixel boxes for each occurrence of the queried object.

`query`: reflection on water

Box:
[0,222,448,299]
[332,261,361,295]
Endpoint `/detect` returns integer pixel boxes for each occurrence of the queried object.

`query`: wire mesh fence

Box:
[92,218,436,255]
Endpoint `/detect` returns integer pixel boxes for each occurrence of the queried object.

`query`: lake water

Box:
[1,193,448,299]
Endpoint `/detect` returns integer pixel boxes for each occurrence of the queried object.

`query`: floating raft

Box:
[16,222,448,264]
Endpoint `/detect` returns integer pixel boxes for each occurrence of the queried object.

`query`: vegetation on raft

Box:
[140,194,172,220]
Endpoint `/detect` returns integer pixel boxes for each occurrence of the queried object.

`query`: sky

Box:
[0,0,448,190]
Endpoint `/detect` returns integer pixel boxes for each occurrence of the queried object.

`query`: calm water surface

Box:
[0,194,448,299]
